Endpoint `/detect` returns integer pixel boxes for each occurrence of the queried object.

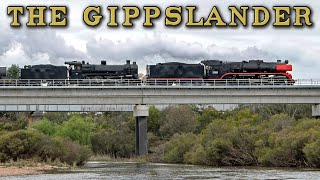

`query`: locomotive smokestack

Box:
[101,60,106,65]
[126,60,130,64]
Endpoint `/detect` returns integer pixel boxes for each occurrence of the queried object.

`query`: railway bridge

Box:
[0,79,320,156]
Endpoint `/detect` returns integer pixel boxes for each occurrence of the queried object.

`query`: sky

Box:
[0,0,319,79]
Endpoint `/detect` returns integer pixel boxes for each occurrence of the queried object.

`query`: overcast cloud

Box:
[0,0,319,78]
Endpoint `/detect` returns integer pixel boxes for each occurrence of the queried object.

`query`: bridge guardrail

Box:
[0,79,315,87]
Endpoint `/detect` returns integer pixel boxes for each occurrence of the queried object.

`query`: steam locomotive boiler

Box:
[147,60,293,80]
[65,60,139,79]
[202,60,292,80]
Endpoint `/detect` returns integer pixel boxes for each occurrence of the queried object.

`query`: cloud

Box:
[86,33,278,63]
[0,30,85,66]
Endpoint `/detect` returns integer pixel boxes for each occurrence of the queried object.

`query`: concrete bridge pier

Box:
[312,104,320,117]
[133,105,149,156]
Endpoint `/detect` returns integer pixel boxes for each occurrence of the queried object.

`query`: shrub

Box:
[0,129,92,165]
[0,130,44,162]
[303,139,320,167]
[160,106,199,138]
[55,115,95,145]
[32,118,58,136]
[162,133,197,163]
[39,137,92,165]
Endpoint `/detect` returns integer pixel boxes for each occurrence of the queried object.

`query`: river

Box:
[2,162,320,179]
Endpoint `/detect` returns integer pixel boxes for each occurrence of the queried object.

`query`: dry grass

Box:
[0,158,70,177]
[89,155,148,163]
[0,165,53,177]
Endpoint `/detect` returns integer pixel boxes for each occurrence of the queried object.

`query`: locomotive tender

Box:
[147,60,293,80]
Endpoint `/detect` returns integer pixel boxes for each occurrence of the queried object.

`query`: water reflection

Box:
[2,162,320,180]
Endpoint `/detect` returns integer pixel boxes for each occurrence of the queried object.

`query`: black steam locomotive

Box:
[4,59,293,85]
[20,60,139,80]
[65,60,138,79]
[147,60,293,80]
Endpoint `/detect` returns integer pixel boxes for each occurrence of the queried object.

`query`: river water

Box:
[2,162,320,180]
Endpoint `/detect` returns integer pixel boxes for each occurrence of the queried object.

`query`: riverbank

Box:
[0,165,54,177]
[0,159,70,177]
[89,155,148,163]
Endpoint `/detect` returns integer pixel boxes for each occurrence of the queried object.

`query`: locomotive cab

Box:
[65,61,83,79]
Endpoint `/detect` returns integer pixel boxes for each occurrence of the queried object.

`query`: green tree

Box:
[91,112,135,158]
[196,107,222,132]
[0,130,44,162]
[148,106,162,136]
[44,112,69,124]
[162,133,197,163]
[32,118,59,136]
[303,139,320,167]
[160,105,199,138]
[7,64,19,79]
[55,115,95,146]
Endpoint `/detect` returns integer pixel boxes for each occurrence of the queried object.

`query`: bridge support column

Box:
[133,105,149,156]
[312,104,320,117]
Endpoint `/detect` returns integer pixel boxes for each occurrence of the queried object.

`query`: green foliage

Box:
[91,129,134,158]
[162,133,197,163]
[196,107,221,131]
[148,106,162,136]
[43,112,69,124]
[160,105,199,138]
[184,143,207,165]
[32,118,58,136]
[303,139,320,167]
[7,64,20,79]
[255,118,320,167]
[0,104,319,167]
[0,130,44,162]
[39,136,92,165]
[241,104,312,120]
[0,113,28,131]
[156,107,320,167]
[0,129,91,165]
[91,112,135,158]
[55,115,95,146]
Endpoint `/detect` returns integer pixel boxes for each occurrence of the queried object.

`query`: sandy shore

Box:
[0,165,54,177]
